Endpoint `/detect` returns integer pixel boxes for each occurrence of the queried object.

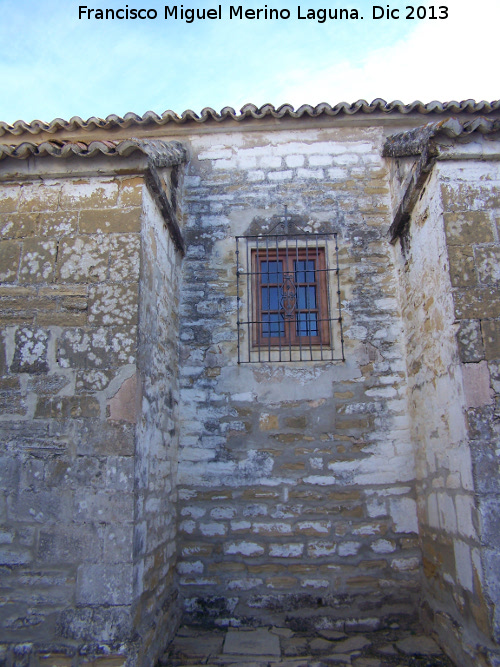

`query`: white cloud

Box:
[279,0,500,105]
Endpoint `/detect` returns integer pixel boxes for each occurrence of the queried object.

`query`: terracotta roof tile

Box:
[1,100,499,137]
[383,117,500,157]
[0,138,187,164]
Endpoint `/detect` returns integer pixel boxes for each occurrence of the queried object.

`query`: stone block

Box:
[0,240,21,281]
[0,420,54,451]
[57,236,110,283]
[448,246,476,287]
[441,183,500,214]
[108,234,140,283]
[107,374,138,423]
[269,544,304,558]
[0,213,38,239]
[471,439,500,494]
[454,287,500,320]
[79,208,141,234]
[26,374,71,395]
[60,180,119,210]
[467,405,497,440]
[56,605,133,642]
[482,320,500,360]
[74,489,134,524]
[118,177,144,207]
[0,185,20,213]
[0,456,20,492]
[0,376,26,415]
[100,523,134,563]
[223,628,280,657]
[457,319,485,362]
[443,211,494,246]
[10,327,49,374]
[395,635,442,656]
[224,541,265,557]
[57,328,109,369]
[259,413,279,431]
[284,416,307,429]
[38,211,78,237]
[88,284,138,326]
[35,396,100,419]
[76,564,133,605]
[307,542,337,558]
[8,489,69,524]
[0,545,32,565]
[74,420,135,456]
[39,312,88,327]
[478,497,500,549]
[18,183,60,212]
[475,245,500,285]
[462,361,493,408]
[37,526,101,564]
[19,237,58,283]
[105,456,134,491]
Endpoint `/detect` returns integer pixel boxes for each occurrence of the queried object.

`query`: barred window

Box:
[236,231,344,363]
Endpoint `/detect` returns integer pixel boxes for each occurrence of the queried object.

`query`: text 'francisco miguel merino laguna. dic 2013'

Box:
[78,5,450,22]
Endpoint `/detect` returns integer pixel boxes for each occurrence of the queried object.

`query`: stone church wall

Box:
[0,111,499,667]
[0,167,182,665]
[176,126,421,629]
[394,156,500,666]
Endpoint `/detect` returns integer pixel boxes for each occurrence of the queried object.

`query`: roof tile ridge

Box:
[1,100,500,137]
[0,137,188,163]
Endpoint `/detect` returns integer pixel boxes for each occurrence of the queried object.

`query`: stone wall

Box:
[176,126,421,630]
[1,112,500,667]
[442,160,500,663]
[393,154,500,666]
[134,180,183,664]
[0,164,182,665]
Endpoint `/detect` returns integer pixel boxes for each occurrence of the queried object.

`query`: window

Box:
[253,247,329,346]
[236,232,344,363]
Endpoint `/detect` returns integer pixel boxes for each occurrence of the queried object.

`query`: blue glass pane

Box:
[261,261,283,284]
[262,313,285,338]
[296,312,318,337]
[261,286,280,310]
[295,260,316,283]
[297,286,316,309]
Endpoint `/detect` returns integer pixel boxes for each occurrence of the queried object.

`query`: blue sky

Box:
[0,0,498,124]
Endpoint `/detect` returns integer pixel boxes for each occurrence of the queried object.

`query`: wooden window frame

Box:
[251,247,330,348]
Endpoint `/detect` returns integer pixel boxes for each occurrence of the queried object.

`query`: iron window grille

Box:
[236,222,344,364]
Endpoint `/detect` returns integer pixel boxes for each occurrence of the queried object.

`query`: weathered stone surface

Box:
[76,564,134,605]
[0,212,38,238]
[0,241,21,282]
[19,237,58,283]
[88,284,138,326]
[448,245,476,287]
[475,245,500,285]
[330,636,371,653]
[1,112,499,667]
[457,319,485,362]
[454,286,500,319]
[57,236,110,283]
[107,373,138,423]
[223,629,280,657]
[10,327,49,374]
[395,635,442,656]
[462,361,494,408]
[79,207,141,233]
[482,319,500,360]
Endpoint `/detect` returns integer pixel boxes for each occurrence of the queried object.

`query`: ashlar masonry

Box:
[0,100,499,667]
